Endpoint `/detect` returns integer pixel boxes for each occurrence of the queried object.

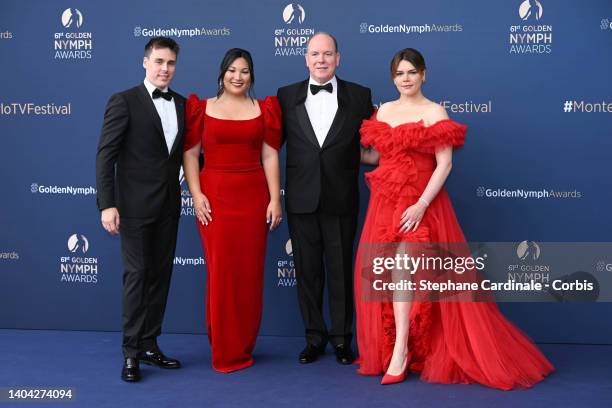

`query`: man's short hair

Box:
[144,37,180,57]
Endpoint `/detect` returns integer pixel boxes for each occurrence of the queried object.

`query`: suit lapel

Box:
[321,78,347,149]
[294,80,321,148]
[169,92,184,156]
[136,84,165,140]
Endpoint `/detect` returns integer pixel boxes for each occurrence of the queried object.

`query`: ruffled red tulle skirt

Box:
[354,186,554,390]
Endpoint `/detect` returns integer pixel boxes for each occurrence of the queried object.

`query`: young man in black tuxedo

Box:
[96,37,185,382]
[277,32,373,365]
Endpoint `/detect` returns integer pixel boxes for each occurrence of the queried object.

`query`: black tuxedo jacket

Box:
[277,78,373,215]
[96,84,185,218]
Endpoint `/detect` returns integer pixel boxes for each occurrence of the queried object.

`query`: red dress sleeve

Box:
[425,119,466,149]
[260,96,282,150]
[360,110,382,149]
[184,94,206,151]
[396,119,467,154]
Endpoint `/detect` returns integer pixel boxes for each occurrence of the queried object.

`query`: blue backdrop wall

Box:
[1,0,611,344]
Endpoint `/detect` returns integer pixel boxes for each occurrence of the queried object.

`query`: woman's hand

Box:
[266,200,282,231]
[399,200,428,233]
[193,193,212,226]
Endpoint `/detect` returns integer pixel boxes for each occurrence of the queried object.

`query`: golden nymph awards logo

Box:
[59,234,99,283]
[509,0,552,54]
[277,239,296,287]
[273,3,315,57]
[53,8,93,60]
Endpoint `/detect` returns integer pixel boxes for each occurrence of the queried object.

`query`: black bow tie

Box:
[152,88,173,101]
[310,83,333,95]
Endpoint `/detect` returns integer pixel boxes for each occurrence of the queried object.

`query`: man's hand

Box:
[101,207,120,235]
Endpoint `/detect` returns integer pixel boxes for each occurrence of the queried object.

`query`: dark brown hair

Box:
[144,37,180,57]
[390,48,426,77]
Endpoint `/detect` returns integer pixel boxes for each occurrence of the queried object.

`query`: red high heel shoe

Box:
[380,360,409,385]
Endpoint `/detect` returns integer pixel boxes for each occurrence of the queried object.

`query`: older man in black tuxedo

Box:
[277,32,373,365]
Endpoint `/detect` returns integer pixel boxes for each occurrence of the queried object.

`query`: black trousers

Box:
[119,206,179,358]
[287,211,357,348]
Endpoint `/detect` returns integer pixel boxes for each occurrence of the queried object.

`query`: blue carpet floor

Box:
[1,329,611,407]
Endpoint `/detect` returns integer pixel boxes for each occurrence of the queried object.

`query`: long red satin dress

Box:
[185,95,282,372]
[354,113,554,390]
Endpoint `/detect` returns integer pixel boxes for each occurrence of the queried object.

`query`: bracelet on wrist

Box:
[418,197,430,207]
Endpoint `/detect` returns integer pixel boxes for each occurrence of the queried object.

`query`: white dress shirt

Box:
[305,76,338,147]
[143,78,178,153]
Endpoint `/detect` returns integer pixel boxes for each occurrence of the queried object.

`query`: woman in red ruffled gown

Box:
[183,49,282,372]
[355,48,554,389]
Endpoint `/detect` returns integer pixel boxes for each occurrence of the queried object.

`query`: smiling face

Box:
[393,59,425,97]
[143,47,177,89]
[305,33,340,84]
[222,57,252,96]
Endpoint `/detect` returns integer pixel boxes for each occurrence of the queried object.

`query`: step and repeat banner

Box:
[1,0,611,343]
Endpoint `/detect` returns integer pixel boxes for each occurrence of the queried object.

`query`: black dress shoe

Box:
[298,344,325,364]
[121,358,140,382]
[334,344,354,365]
[138,349,181,369]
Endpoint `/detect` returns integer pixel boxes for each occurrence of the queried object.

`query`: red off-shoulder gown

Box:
[354,114,554,390]
[185,95,282,372]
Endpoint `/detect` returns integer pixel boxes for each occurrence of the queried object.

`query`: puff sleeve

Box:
[184,94,206,151]
[261,96,282,150]
[422,119,466,149]
[396,119,467,154]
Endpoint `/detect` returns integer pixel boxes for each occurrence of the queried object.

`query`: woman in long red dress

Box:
[355,48,554,389]
[183,48,282,372]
